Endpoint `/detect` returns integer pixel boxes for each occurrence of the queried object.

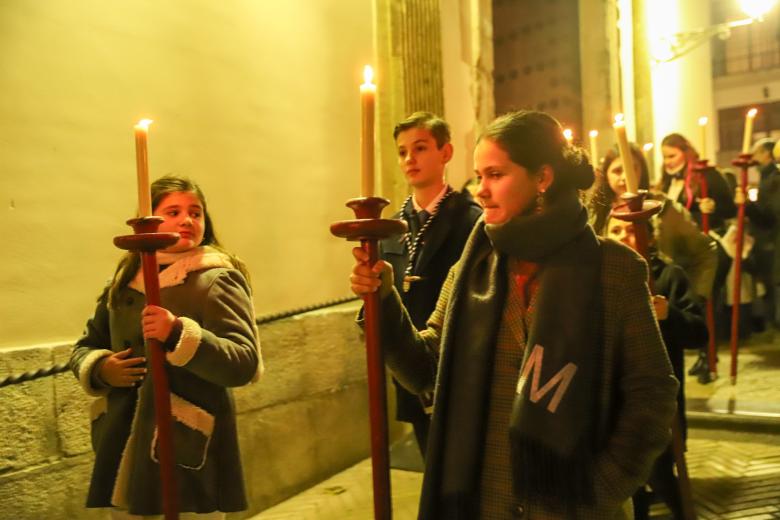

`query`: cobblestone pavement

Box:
[252,339,780,519]
[685,335,780,420]
[252,461,421,519]
[252,430,780,519]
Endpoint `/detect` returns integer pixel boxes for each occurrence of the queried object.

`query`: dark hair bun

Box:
[563,146,595,190]
[482,110,595,194]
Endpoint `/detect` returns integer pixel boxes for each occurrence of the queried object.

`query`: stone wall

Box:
[0,302,399,519]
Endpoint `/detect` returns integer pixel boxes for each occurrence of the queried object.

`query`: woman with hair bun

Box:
[350,111,678,519]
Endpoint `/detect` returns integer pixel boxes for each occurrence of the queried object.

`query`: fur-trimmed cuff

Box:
[166,316,201,366]
[250,323,264,383]
[78,349,113,397]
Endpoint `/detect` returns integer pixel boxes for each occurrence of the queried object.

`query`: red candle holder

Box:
[610,190,697,519]
[692,159,719,382]
[331,196,407,520]
[115,216,180,520]
[727,153,756,385]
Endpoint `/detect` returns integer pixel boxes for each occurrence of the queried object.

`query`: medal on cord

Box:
[401,186,454,292]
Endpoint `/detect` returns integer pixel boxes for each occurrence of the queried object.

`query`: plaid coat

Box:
[378,236,678,519]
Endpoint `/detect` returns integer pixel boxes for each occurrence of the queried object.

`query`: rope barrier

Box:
[0,296,360,389]
[255,296,359,325]
[0,363,70,389]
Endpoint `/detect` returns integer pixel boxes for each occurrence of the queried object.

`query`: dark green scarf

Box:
[423,192,603,517]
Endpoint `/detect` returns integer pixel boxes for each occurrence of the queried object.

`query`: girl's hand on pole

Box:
[699,197,716,214]
[98,348,147,387]
[652,295,669,321]
[141,305,177,342]
[734,188,746,206]
[350,246,393,297]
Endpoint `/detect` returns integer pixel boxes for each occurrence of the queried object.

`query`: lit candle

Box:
[742,108,757,154]
[134,119,153,216]
[563,128,573,144]
[360,65,376,197]
[589,130,599,164]
[613,114,639,194]
[698,116,708,158]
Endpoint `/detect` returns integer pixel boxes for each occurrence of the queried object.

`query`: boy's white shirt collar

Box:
[412,183,449,213]
[128,246,234,294]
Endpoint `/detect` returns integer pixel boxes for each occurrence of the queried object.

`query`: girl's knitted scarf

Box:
[129,246,235,293]
[422,192,603,517]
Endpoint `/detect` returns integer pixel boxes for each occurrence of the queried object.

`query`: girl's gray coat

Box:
[71,250,260,515]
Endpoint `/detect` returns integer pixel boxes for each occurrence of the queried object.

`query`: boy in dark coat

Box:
[381,112,482,459]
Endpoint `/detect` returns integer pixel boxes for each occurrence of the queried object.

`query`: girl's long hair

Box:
[587,144,650,235]
[107,175,250,308]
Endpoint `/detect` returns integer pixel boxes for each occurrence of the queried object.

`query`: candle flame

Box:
[589,130,598,138]
[614,113,625,124]
[748,108,758,118]
[643,142,654,152]
[698,116,708,126]
[563,128,573,141]
[136,119,153,130]
[363,65,374,86]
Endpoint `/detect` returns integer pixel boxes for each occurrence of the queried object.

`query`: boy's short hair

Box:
[393,112,451,149]
[754,137,775,154]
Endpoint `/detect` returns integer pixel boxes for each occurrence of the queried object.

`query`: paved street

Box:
[252,337,780,519]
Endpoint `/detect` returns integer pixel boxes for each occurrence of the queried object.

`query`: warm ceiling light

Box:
[739,0,776,20]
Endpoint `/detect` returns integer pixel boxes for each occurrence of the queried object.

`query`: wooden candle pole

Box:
[115,120,180,519]
[115,220,179,520]
[693,160,718,381]
[729,108,757,385]
[694,116,718,381]
[331,66,406,520]
[611,193,697,520]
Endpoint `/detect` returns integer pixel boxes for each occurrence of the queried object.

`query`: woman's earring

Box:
[535,190,545,212]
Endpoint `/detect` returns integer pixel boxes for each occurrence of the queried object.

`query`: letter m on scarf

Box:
[516,344,578,413]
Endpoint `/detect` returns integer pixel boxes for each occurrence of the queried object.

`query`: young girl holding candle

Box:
[70,175,261,519]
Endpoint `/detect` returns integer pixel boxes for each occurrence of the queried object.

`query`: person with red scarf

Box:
[660,133,736,381]
[659,133,736,233]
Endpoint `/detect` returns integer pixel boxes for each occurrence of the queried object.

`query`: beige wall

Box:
[0,0,372,349]
[441,0,494,189]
